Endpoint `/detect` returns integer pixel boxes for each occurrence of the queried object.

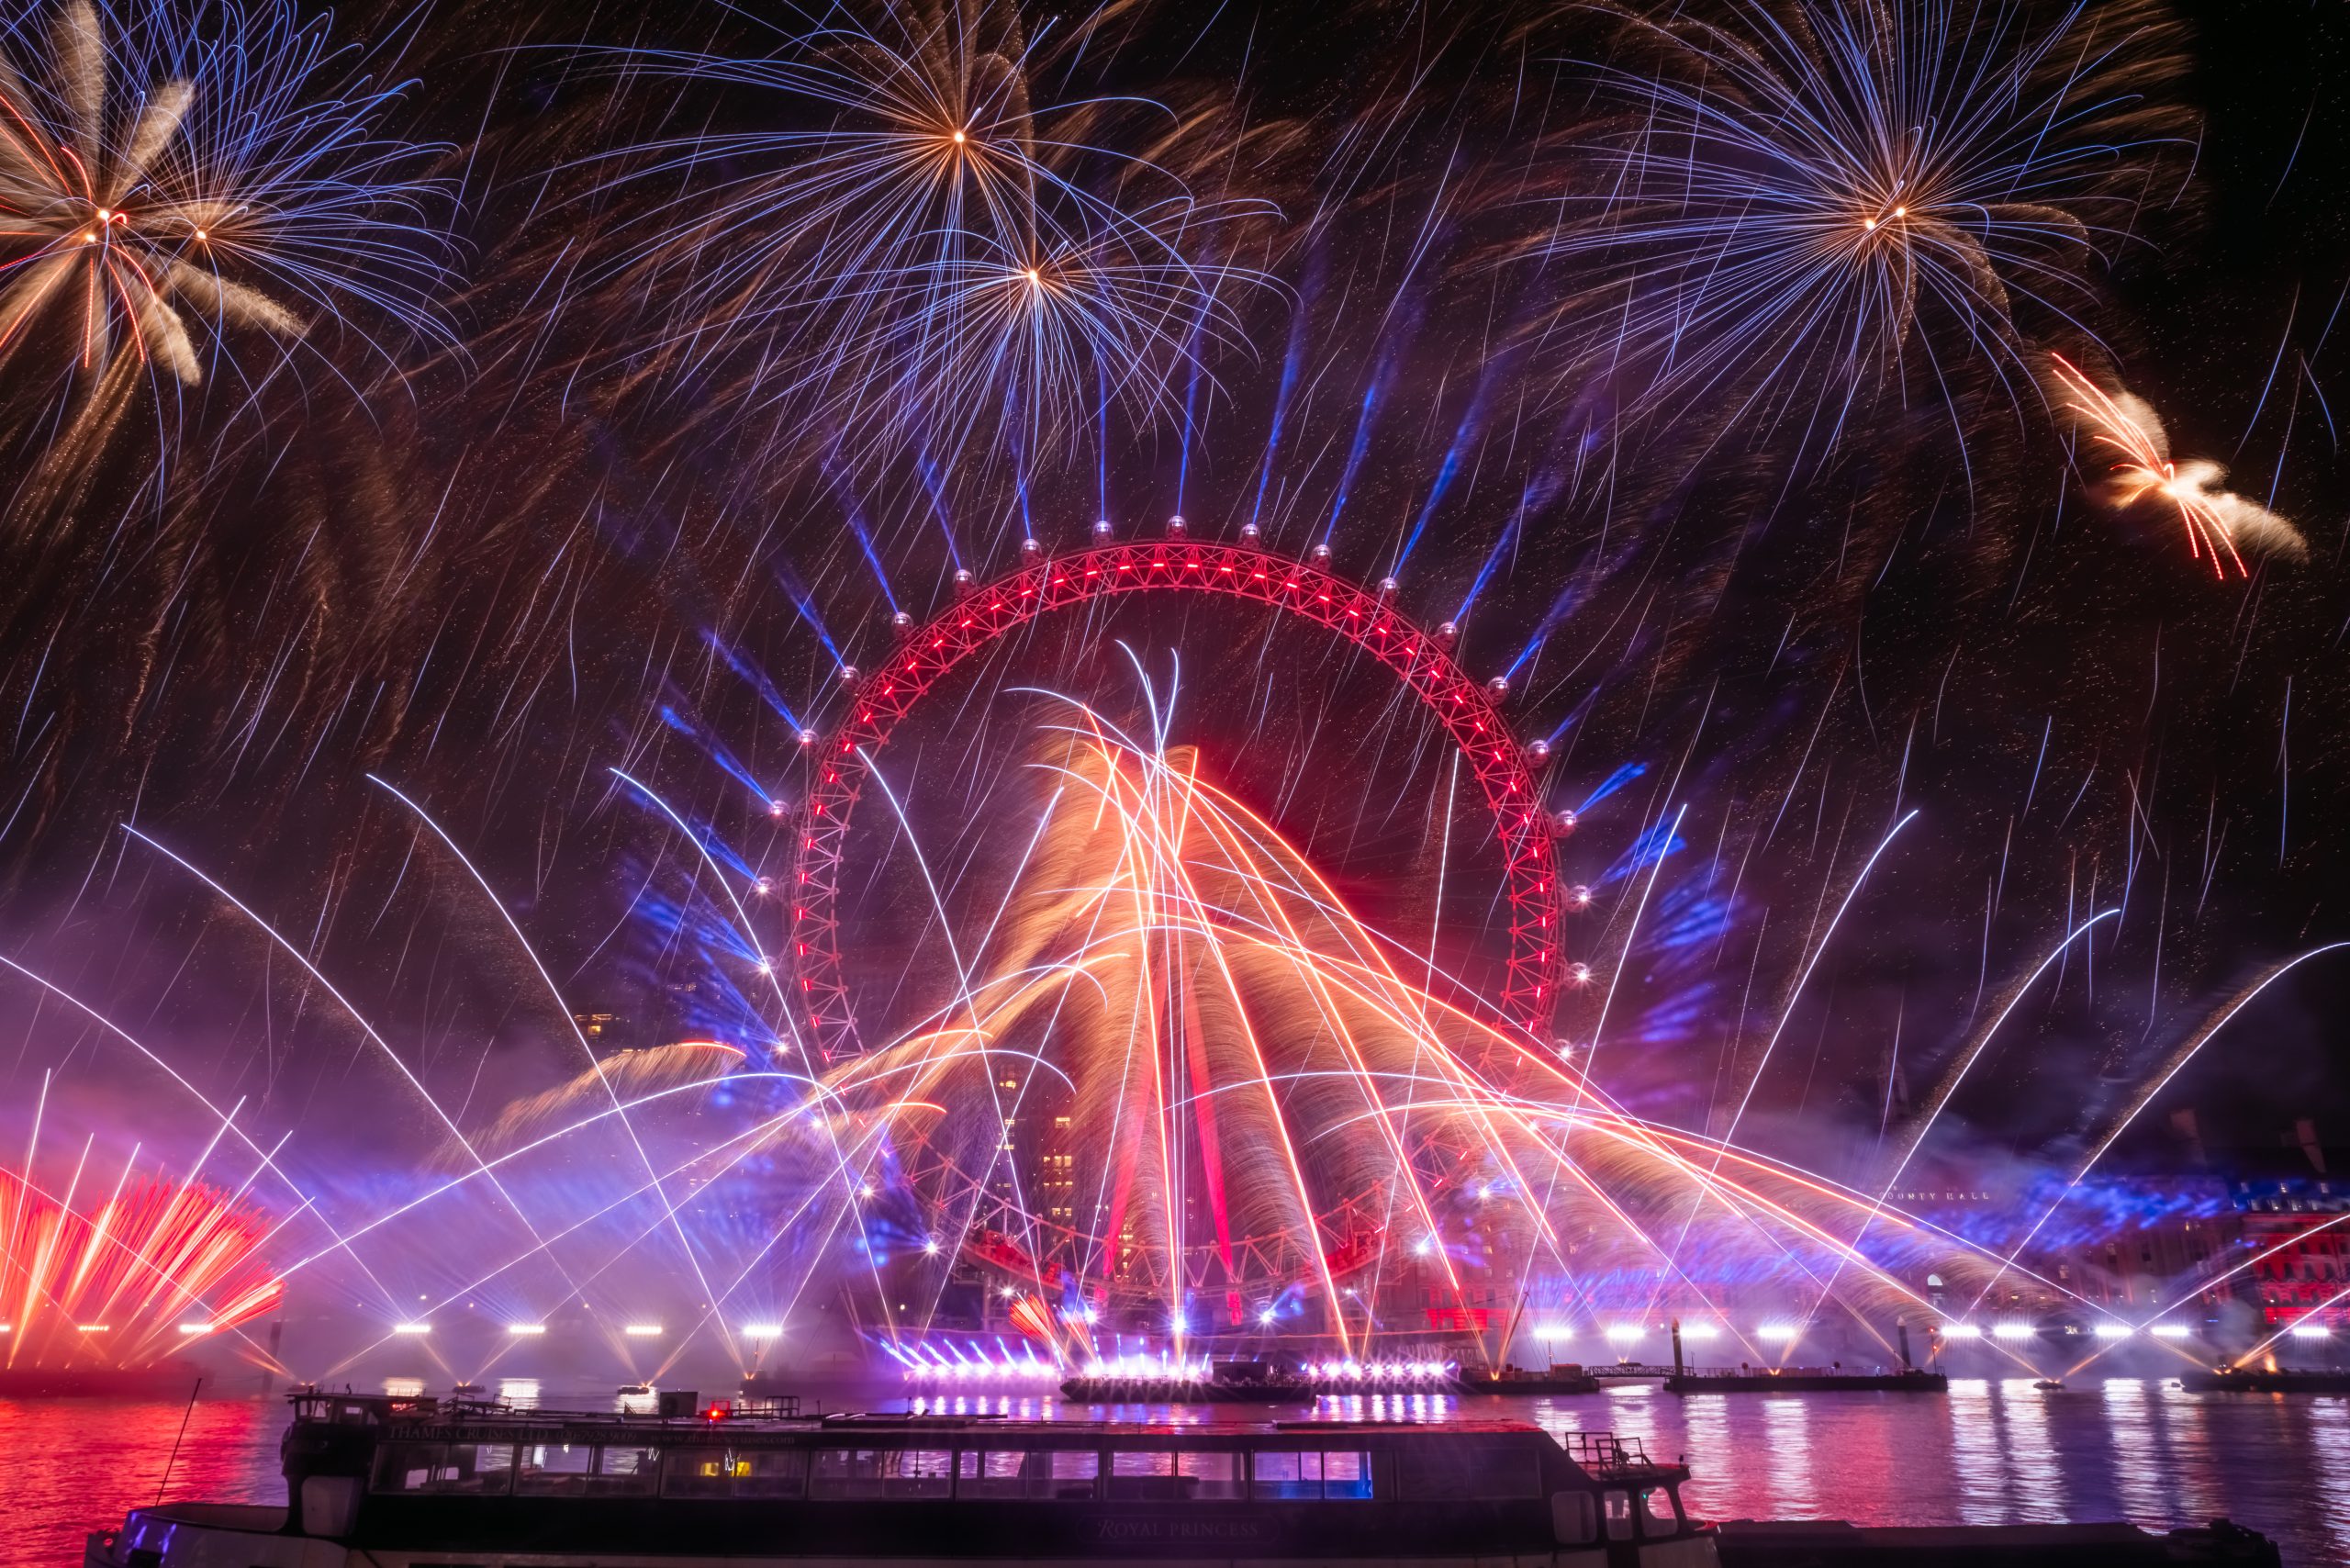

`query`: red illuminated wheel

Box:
[789,541,1563,1058]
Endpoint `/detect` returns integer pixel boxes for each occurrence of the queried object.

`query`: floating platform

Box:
[0,1363,207,1398]
[2177,1366,2350,1394]
[1667,1369,1948,1394]
[1716,1518,2277,1566]
[1456,1369,1603,1395]
[1058,1376,1313,1403]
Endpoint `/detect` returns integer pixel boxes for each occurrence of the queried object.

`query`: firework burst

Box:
[0,0,453,496]
[1,1162,284,1369]
[587,0,1276,480]
[1531,0,2193,453]
[791,697,2033,1356]
[2048,353,2307,575]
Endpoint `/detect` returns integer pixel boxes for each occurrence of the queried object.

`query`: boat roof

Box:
[317,1396,1550,1442]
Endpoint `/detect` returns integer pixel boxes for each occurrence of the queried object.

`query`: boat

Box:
[1457,1362,1603,1395]
[450,1383,485,1397]
[86,1388,1718,1565]
[2177,1365,2350,1394]
[1668,1368,1948,1395]
[2033,1379,2065,1392]
[618,1383,655,1397]
[83,1387,2283,1568]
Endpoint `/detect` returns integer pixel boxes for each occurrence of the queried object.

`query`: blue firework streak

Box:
[1534,0,2191,450]
[587,0,1276,483]
[0,0,453,432]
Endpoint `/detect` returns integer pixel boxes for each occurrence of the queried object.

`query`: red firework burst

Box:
[1,1166,285,1370]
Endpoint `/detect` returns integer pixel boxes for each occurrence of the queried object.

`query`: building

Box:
[2222,1121,2350,1330]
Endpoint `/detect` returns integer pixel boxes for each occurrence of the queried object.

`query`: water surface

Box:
[10,1379,2343,1567]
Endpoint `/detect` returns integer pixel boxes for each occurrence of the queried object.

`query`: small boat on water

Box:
[83,1386,2281,1568]
[618,1383,655,1397]
[450,1383,485,1397]
[2033,1379,2065,1392]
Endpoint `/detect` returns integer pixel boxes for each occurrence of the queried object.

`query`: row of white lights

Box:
[387,1322,785,1338]
[906,1359,1057,1379]
[1080,1353,1215,1379]
[1305,1361,1456,1380]
[1533,1320,2250,1343]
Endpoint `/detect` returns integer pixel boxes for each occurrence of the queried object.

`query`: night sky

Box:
[4,0,2348,1206]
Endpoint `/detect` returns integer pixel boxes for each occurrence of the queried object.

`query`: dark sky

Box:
[3,0,2347,1197]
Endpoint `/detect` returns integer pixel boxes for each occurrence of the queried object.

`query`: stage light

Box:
[392,1323,431,1335]
[2092,1323,2132,1338]
[1756,1324,1798,1341]
[508,1323,547,1336]
[743,1323,783,1339]
[2149,1324,2191,1339]
[624,1324,663,1337]
[1991,1323,2034,1340]
[1940,1323,1982,1338]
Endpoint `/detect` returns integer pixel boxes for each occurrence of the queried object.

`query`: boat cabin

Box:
[92,1391,1718,1567]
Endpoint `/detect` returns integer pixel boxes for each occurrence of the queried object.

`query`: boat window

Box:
[1046,1450,1100,1498]
[1400,1443,1539,1499]
[892,1449,955,1496]
[1108,1449,1178,1500]
[370,1441,516,1495]
[955,1450,1022,1499]
[663,1447,807,1498]
[955,1449,1100,1500]
[1250,1450,1371,1500]
[1250,1450,1321,1500]
[590,1445,661,1496]
[1178,1451,1244,1500]
[1321,1450,1373,1500]
[1551,1490,1598,1545]
[1605,1488,1634,1541]
[810,1448,955,1499]
[518,1441,598,1496]
[1637,1484,1682,1535]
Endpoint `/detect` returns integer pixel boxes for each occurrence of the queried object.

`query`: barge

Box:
[2176,1365,2350,1394]
[1457,1363,1604,1395]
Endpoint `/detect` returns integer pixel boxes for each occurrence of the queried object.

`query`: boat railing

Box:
[1557,1430,1653,1473]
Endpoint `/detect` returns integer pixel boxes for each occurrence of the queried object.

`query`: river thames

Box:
[8,1378,2346,1567]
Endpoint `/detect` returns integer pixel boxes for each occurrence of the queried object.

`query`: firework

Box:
[788,700,2036,1357]
[0,1162,283,1369]
[2047,354,2307,574]
[585,0,1275,478]
[0,0,453,495]
[1532,0,2192,450]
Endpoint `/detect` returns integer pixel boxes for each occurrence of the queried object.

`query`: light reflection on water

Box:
[1944,1377,2006,1524]
[7,1380,2345,1568]
[1996,1378,2065,1524]
[2304,1399,2350,1552]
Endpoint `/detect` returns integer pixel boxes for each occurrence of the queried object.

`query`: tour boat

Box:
[81,1388,2285,1568]
[84,1388,1721,1567]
